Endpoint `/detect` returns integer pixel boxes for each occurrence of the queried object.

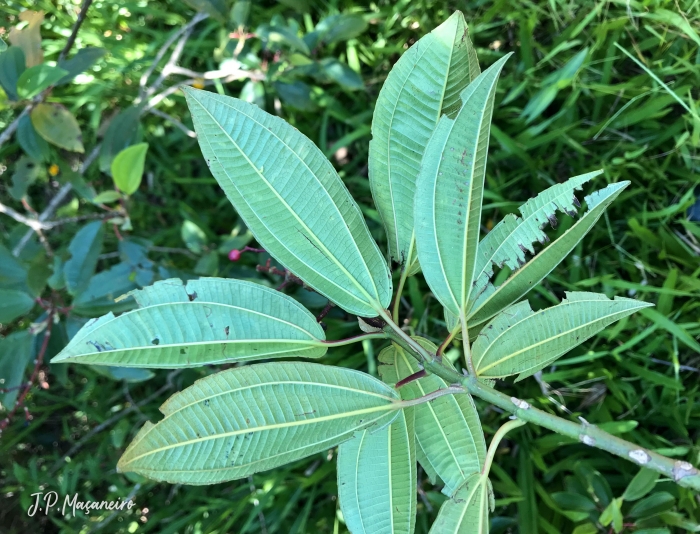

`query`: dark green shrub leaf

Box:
[0,46,26,100]
[0,289,34,323]
[63,221,105,296]
[99,106,142,172]
[56,47,106,84]
[629,492,675,519]
[17,112,50,161]
[0,330,34,408]
[623,468,660,501]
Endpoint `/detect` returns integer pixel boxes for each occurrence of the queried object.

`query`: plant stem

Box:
[322,333,388,347]
[482,419,526,477]
[380,312,700,491]
[392,266,410,323]
[460,314,476,376]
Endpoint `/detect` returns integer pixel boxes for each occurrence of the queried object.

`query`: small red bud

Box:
[228,249,241,261]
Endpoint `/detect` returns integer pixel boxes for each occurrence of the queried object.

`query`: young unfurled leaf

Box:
[63,221,105,296]
[430,473,492,533]
[185,87,391,317]
[117,362,401,484]
[16,64,68,99]
[51,278,327,368]
[338,408,416,534]
[369,11,480,272]
[415,54,511,320]
[469,170,602,307]
[111,142,148,195]
[473,292,653,381]
[467,181,630,327]
[379,338,486,496]
[31,103,85,153]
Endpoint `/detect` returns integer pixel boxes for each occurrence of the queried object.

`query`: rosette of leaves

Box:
[53,11,681,533]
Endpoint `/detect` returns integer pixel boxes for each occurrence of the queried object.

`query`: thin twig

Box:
[58,0,95,62]
[147,108,196,137]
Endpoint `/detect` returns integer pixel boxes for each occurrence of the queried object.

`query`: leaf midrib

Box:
[192,94,381,310]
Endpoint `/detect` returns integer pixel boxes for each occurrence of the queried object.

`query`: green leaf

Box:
[0,289,34,323]
[429,474,491,533]
[91,365,155,383]
[415,54,511,319]
[9,155,41,200]
[63,221,105,296]
[599,497,623,533]
[473,292,653,381]
[184,87,391,317]
[629,492,675,519]
[256,24,310,55]
[91,190,122,204]
[111,142,148,195]
[337,408,416,534]
[16,64,68,98]
[71,262,138,317]
[274,81,316,111]
[181,220,207,254]
[56,47,106,84]
[379,338,486,496]
[0,245,28,289]
[320,58,363,90]
[316,14,367,45]
[52,278,327,368]
[17,112,50,162]
[183,0,227,22]
[623,468,660,502]
[522,48,588,124]
[117,362,401,484]
[469,170,602,309]
[0,37,7,52]
[369,11,480,271]
[468,182,630,327]
[0,46,26,100]
[30,103,84,153]
[99,106,142,172]
[0,330,34,408]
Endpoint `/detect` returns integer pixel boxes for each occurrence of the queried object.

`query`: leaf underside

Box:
[338,408,417,534]
[185,87,391,317]
[117,362,401,484]
[467,181,631,327]
[379,338,486,496]
[430,474,492,534]
[414,54,511,320]
[51,278,327,368]
[369,11,480,272]
[473,291,654,381]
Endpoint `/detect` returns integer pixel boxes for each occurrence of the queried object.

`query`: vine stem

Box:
[481,419,526,477]
[322,333,388,348]
[379,313,700,492]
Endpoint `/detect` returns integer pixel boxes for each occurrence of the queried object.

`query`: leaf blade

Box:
[63,221,105,296]
[51,278,327,368]
[117,362,401,484]
[185,88,391,317]
[369,11,480,270]
[415,54,511,318]
[473,292,654,381]
[337,408,416,534]
[111,142,148,195]
[429,474,490,533]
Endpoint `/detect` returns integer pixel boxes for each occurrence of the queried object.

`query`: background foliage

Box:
[1,0,699,532]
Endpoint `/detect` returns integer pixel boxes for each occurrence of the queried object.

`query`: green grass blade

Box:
[184,88,391,317]
[117,362,401,484]
[51,278,326,368]
[414,54,511,318]
[337,408,416,534]
[369,11,480,272]
[468,181,629,327]
[473,292,654,381]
